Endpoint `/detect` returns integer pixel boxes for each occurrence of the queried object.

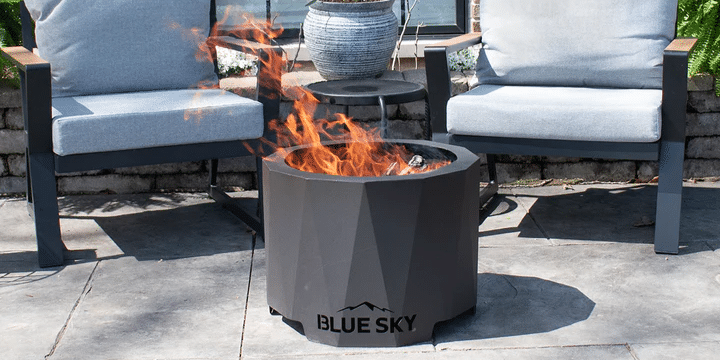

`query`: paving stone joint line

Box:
[45,261,100,359]
[509,192,553,242]
[239,235,258,360]
[626,343,641,360]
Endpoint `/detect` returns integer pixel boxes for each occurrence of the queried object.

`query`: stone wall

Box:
[1,71,719,195]
[0,85,256,196]
[685,74,720,179]
[0,68,430,196]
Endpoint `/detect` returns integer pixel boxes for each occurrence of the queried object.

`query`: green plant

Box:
[0,0,23,88]
[448,46,479,71]
[677,0,720,95]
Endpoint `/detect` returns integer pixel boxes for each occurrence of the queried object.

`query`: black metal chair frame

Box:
[425,32,697,254]
[1,1,282,267]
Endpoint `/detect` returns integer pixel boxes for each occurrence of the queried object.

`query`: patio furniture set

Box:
[2,0,696,348]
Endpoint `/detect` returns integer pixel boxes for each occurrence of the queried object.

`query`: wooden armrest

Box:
[1,46,49,71]
[425,32,483,54]
[208,36,283,56]
[665,37,698,54]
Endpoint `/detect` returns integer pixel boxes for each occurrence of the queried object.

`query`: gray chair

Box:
[425,0,696,254]
[1,0,282,267]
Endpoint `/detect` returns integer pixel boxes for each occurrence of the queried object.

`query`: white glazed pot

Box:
[304,0,398,80]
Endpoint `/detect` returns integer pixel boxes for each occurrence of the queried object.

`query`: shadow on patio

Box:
[482,185,720,255]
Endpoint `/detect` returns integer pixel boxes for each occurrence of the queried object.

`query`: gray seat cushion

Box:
[52,89,264,156]
[473,0,677,89]
[26,0,218,97]
[447,85,663,143]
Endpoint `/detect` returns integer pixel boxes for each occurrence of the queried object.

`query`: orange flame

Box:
[186,7,448,177]
[271,87,449,177]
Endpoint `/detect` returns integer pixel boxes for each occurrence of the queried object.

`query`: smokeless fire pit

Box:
[262,139,480,347]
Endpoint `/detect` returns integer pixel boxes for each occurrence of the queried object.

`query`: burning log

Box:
[382,154,431,176]
[383,162,398,176]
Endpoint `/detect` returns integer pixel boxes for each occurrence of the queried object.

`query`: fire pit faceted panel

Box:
[262,139,480,347]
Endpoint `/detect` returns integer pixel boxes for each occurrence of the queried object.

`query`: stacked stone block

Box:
[1,71,719,195]
[685,74,720,179]
[470,0,481,33]
[0,86,24,194]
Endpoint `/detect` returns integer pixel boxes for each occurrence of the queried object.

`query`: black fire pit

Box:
[262,139,480,347]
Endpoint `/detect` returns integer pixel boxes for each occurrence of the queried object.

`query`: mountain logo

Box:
[319,302,415,333]
[337,301,393,313]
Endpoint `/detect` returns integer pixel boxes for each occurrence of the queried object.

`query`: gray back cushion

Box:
[474,0,677,89]
[25,0,218,97]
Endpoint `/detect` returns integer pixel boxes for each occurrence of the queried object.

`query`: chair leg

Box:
[481,154,499,204]
[255,156,264,239]
[654,141,684,254]
[209,158,219,186]
[479,154,499,221]
[208,158,263,236]
[486,153,498,185]
[28,152,64,267]
[25,149,33,205]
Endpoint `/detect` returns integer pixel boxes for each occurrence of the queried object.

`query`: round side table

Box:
[305,79,428,138]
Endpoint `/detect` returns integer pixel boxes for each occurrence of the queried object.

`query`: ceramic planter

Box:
[304,0,398,80]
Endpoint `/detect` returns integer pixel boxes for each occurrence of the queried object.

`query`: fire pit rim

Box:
[262,139,479,182]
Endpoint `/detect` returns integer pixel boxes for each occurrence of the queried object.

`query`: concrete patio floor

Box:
[2,182,720,359]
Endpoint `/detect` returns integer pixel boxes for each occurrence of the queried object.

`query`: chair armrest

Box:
[1,46,49,71]
[661,37,698,144]
[208,36,283,57]
[425,32,483,54]
[208,36,283,147]
[1,46,53,154]
[664,37,698,54]
[424,33,482,135]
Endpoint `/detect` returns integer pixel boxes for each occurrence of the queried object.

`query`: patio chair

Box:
[1,0,282,267]
[425,0,696,254]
